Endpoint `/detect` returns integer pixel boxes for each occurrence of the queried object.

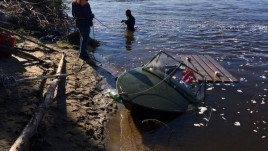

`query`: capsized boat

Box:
[116,51,206,116]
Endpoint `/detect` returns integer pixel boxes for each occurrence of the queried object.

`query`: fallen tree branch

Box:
[9,53,65,151]
[16,73,73,83]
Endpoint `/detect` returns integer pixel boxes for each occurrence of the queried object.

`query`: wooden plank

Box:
[180,55,203,81]
[181,55,213,81]
[192,55,221,82]
[205,55,238,82]
[189,55,213,81]
[199,55,229,82]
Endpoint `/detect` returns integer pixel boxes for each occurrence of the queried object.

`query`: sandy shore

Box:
[0,40,118,150]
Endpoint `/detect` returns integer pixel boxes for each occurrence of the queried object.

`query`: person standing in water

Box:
[72,0,94,59]
[121,9,135,32]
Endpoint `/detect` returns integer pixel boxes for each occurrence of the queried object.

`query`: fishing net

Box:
[143,51,206,103]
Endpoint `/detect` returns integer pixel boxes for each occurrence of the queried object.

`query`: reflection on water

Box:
[65,0,268,150]
[125,30,135,51]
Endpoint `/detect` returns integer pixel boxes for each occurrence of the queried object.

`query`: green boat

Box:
[116,51,206,116]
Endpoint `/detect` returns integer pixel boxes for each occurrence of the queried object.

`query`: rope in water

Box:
[94,17,124,30]
[94,17,115,29]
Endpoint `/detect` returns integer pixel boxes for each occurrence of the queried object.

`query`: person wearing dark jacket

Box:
[72,0,94,59]
[121,9,135,32]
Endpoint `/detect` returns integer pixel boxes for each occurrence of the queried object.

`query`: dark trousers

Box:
[76,19,91,57]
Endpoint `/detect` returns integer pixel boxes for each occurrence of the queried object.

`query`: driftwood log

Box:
[9,53,65,151]
[16,73,72,83]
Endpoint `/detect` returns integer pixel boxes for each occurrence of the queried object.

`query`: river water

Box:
[64,0,268,150]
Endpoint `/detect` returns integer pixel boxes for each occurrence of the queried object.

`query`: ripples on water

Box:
[65,0,267,150]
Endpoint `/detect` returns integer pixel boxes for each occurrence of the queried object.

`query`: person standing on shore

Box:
[121,9,135,32]
[72,0,94,59]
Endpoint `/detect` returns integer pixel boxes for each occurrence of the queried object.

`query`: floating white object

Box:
[260,75,266,79]
[194,124,201,127]
[251,100,257,104]
[237,90,243,93]
[207,87,214,91]
[234,122,241,126]
[253,130,258,133]
[198,107,207,114]
[203,118,209,121]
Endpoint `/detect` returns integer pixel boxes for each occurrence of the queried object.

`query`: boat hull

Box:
[116,67,190,116]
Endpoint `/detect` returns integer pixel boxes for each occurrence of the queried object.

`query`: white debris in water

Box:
[263,121,266,124]
[264,89,267,91]
[234,122,241,126]
[261,136,266,139]
[221,97,226,100]
[222,117,226,120]
[216,83,221,86]
[251,100,257,104]
[237,90,243,93]
[220,114,224,116]
[222,108,226,110]
[240,77,246,81]
[212,108,217,111]
[253,130,258,133]
[207,87,214,91]
[247,109,250,111]
[198,107,207,114]
[199,123,204,126]
[260,75,266,79]
[261,100,265,104]
[203,118,209,121]
[250,111,254,114]
[194,123,201,127]
[237,112,240,114]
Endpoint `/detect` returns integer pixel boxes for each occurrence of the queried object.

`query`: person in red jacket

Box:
[72,0,94,59]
